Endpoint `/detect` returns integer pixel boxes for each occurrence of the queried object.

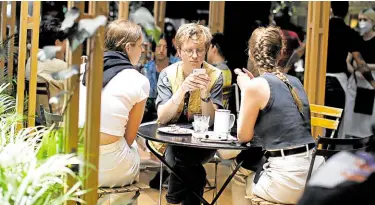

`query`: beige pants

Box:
[99,136,140,187]
[97,137,140,205]
[231,150,324,204]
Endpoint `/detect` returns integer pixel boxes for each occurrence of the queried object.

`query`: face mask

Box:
[359,21,373,36]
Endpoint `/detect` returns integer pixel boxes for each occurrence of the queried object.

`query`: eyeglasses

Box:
[359,18,368,22]
[180,48,206,57]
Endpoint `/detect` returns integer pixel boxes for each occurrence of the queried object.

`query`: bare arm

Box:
[157,87,186,124]
[124,99,147,146]
[156,72,202,124]
[235,69,265,143]
[285,43,306,73]
[346,53,355,74]
[353,52,370,72]
[368,64,375,70]
[237,83,261,143]
[352,51,375,86]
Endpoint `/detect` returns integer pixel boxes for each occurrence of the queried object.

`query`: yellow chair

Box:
[310,104,343,139]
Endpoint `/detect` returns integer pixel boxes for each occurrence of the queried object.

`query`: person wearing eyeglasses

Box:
[155,23,224,205]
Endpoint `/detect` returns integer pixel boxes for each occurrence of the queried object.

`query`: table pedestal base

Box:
[146,139,243,205]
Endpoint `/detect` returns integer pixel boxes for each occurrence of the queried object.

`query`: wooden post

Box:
[64,2,84,205]
[209,1,225,33]
[15,2,29,130]
[304,1,330,138]
[27,1,41,127]
[118,1,129,20]
[7,1,16,81]
[0,1,17,81]
[154,1,166,31]
[0,2,6,73]
[82,2,107,204]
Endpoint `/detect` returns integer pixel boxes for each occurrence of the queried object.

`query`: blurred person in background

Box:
[271,3,303,77]
[164,22,179,58]
[343,8,375,139]
[25,18,68,123]
[325,1,374,138]
[206,33,232,88]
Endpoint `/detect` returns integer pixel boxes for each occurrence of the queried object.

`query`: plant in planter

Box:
[0,84,87,205]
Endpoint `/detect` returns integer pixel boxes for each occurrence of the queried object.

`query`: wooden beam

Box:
[0,1,7,72]
[82,2,107,204]
[154,1,166,31]
[209,1,225,33]
[304,1,330,138]
[63,2,84,205]
[7,1,16,81]
[27,1,41,127]
[15,1,28,130]
[85,1,96,56]
[118,1,129,20]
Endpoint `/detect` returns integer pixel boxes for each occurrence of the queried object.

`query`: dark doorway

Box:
[224,2,272,72]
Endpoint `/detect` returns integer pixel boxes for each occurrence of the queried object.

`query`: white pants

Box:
[231,150,324,204]
[99,136,140,187]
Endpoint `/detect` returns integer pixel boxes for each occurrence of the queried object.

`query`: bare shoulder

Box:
[243,77,269,94]
[242,77,270,109]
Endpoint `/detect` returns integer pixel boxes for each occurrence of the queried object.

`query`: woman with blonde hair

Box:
[79,19,149,187]
[231,26,323,204]
[343,8,375,138]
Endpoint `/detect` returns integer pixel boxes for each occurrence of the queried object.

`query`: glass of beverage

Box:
[193,114,210,133]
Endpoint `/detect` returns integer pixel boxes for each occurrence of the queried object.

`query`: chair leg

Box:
[213,161,218,205]
[127,191,140,205]
[158,162,163,205]
[305,149,317,187]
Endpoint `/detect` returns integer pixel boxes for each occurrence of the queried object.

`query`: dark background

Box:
[143,1,272,69]
[26,1,272,71]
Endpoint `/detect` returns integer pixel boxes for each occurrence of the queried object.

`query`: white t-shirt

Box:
[79,69,150,137]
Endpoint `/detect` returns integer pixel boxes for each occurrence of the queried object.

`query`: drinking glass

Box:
[192,115,210,133]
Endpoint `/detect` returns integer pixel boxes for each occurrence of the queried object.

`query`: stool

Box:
[246,195,286,205]
[98,182,150,205]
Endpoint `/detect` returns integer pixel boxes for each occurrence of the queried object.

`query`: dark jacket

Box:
[82,51,133,88]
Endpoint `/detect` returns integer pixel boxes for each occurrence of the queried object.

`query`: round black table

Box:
[137,122,258,205]
[137,122,252,150]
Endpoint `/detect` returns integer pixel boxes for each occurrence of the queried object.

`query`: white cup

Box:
[214,109,235,134]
